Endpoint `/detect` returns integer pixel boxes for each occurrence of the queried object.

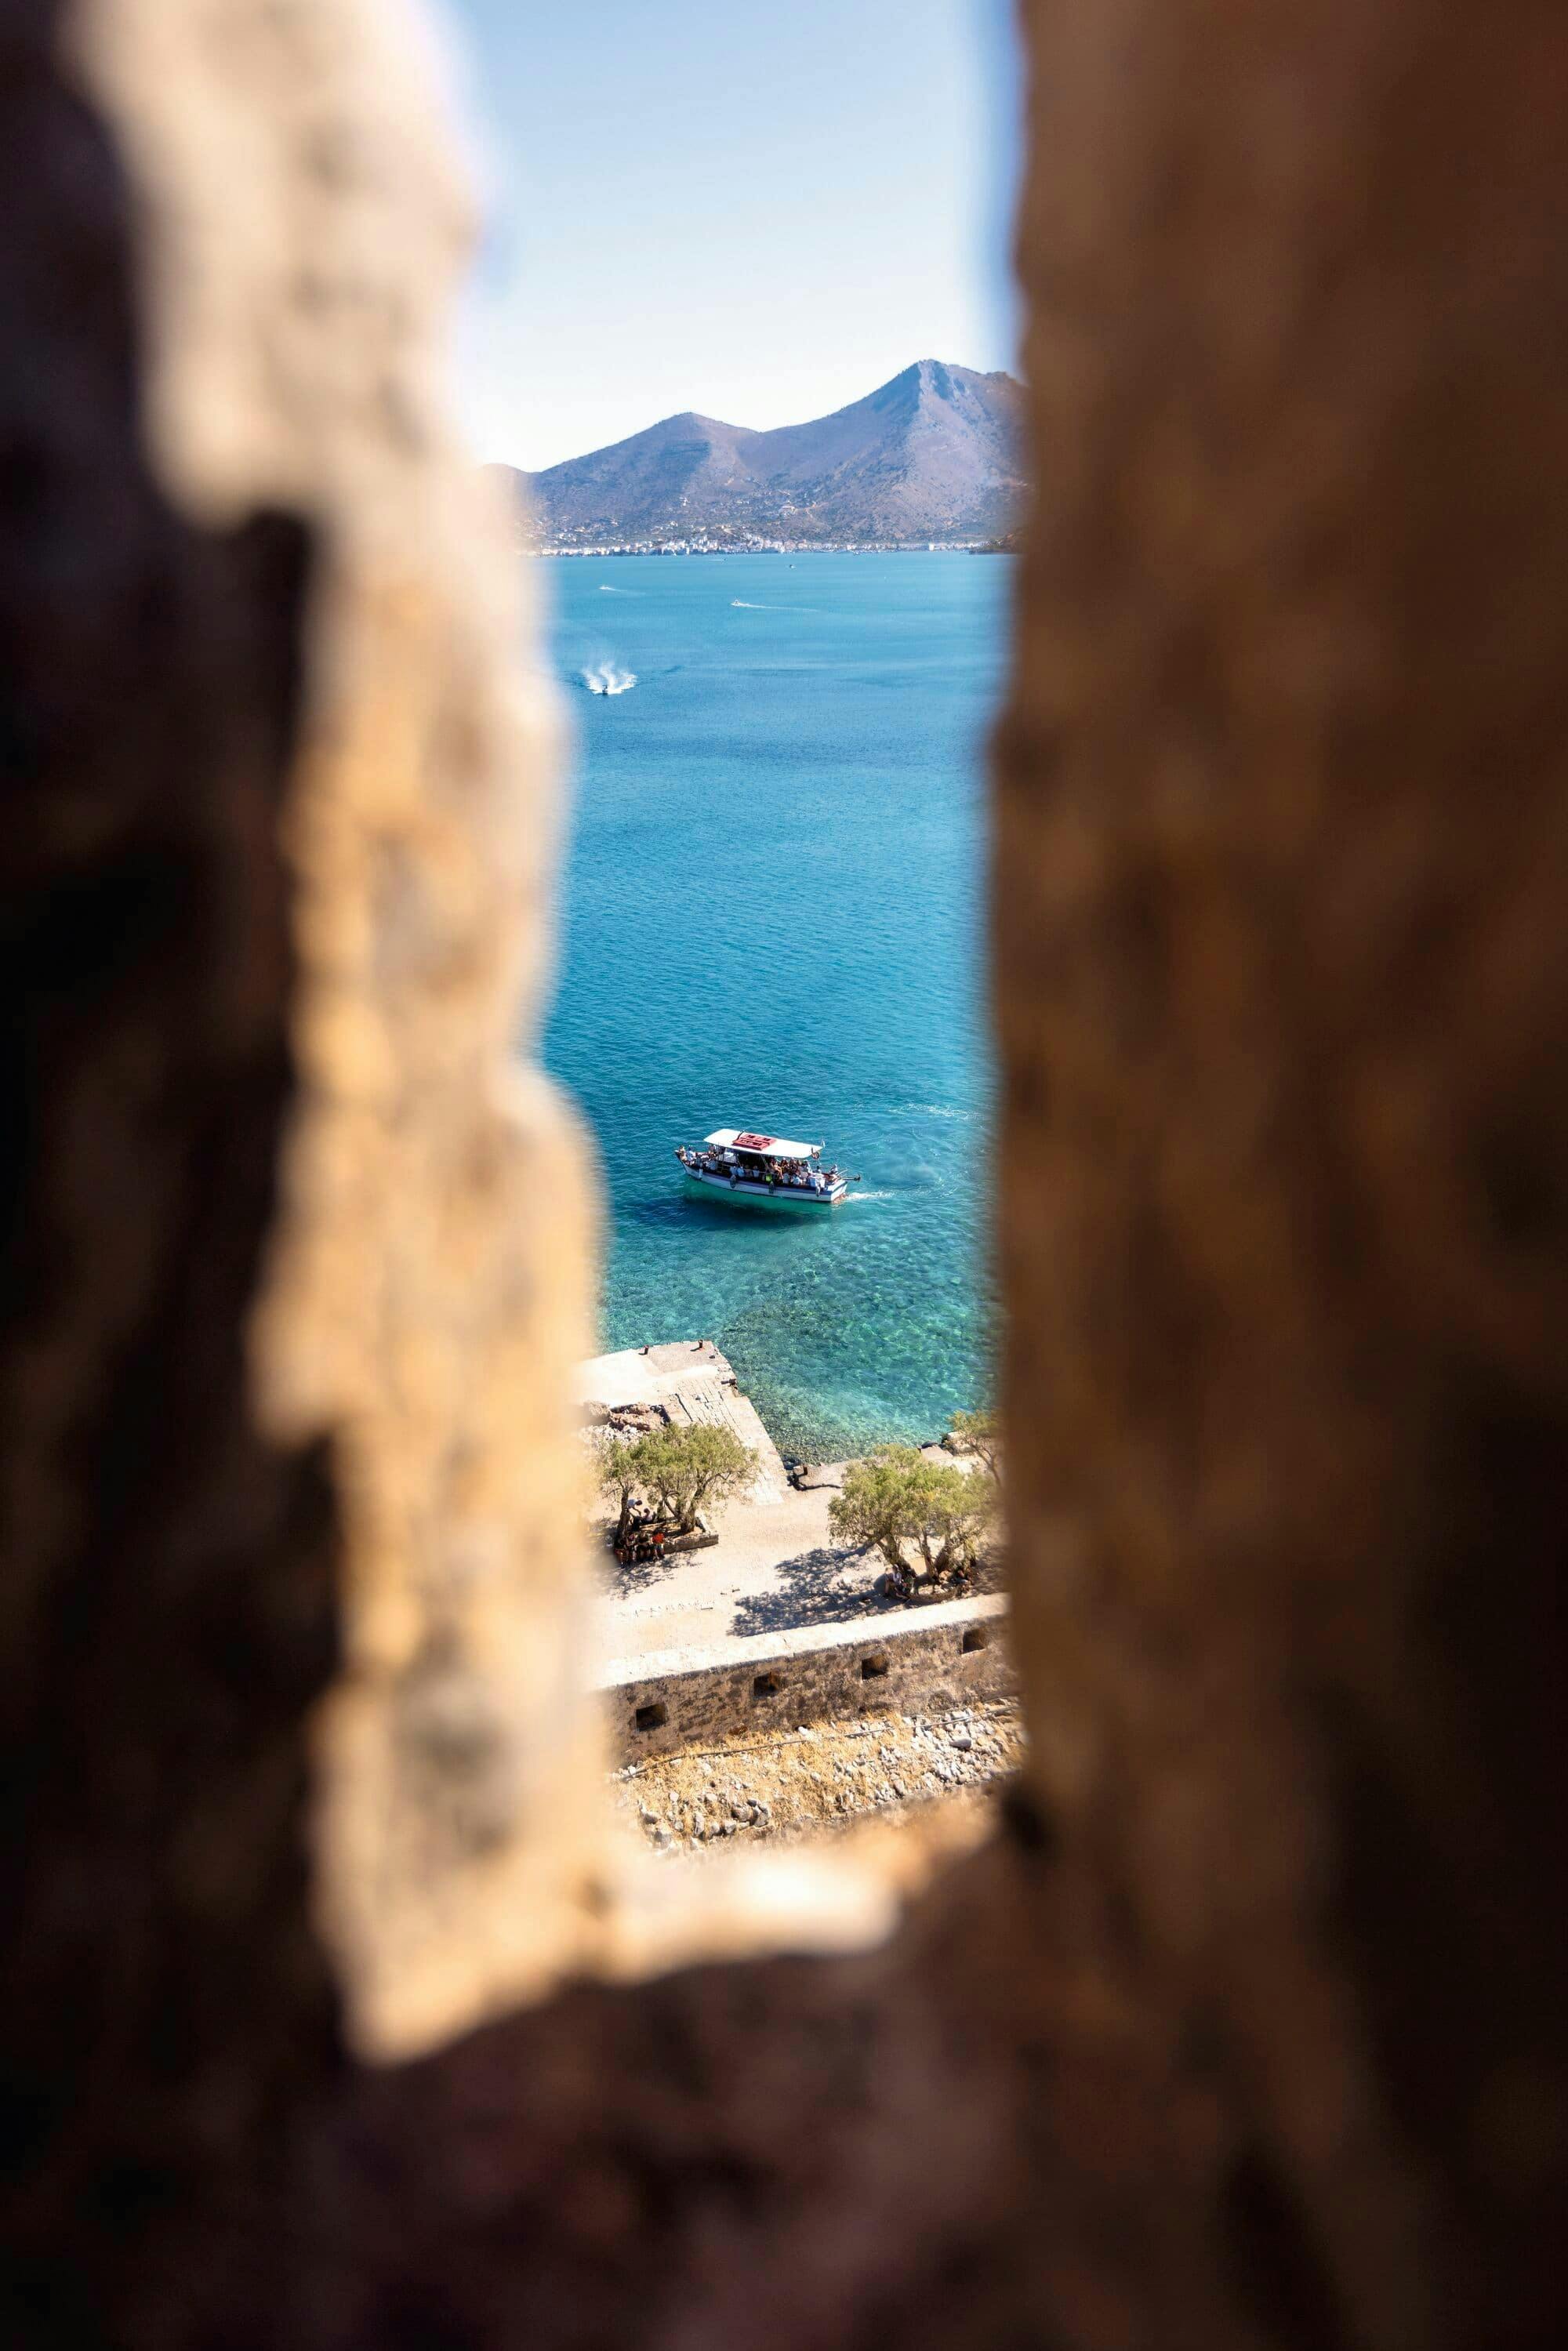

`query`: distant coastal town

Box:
[534,536,1014,557]
[492,359,1026,555]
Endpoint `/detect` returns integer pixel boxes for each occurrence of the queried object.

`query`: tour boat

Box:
[675,1127,849,1210]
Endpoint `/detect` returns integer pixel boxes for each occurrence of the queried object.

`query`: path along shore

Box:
[579,1341,991,1670]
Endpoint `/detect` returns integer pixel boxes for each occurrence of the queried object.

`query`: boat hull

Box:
[682,1167,844,1211]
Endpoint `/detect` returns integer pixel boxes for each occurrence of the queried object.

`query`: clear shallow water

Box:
[539,552,1009,1460]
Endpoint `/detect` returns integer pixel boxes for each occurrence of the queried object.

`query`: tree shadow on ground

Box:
[730,1540,1009,1637]
[601,1540,684,1597]
[729,1547,891,1638]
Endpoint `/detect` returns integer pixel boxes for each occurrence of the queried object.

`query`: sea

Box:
[538,550,1010,1463]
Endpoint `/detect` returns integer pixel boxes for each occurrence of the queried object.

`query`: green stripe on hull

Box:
[683,1170,840,1212]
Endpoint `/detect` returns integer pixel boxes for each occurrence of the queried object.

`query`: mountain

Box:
[492,361,1026,549]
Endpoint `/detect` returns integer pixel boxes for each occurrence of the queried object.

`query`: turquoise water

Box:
[539,552,1008,1460]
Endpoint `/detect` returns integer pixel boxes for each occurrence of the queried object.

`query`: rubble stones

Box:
[611,1699,1025,1856]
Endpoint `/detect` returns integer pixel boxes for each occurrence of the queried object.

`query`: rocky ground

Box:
[608,1696,1025,1856]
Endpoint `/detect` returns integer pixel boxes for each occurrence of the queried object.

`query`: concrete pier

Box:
[578,1340,788,1504]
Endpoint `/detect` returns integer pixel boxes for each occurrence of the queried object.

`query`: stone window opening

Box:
[42,0,1033,2077]
[10,5,1563,2346]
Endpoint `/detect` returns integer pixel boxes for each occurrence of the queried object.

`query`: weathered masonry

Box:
[602,1594,1012,1763]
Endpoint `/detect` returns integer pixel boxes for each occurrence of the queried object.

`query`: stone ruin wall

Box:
[2,1,1565,2346]
[602,1592,1013,1765]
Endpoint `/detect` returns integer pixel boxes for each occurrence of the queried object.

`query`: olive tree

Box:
[602,1420,753,1533]
[949,1406,1000,1482]
[594,1435,647,1547]
[829,1445,996,1594]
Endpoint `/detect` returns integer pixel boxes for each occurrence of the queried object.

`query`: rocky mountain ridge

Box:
[494,359,1025,547]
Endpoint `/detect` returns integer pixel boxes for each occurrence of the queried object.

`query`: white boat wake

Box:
[581,662,637,695]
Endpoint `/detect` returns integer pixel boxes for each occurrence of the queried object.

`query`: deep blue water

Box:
[539,552,1009,1460]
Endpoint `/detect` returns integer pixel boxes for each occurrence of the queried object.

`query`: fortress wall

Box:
[601,1594,1012,1763]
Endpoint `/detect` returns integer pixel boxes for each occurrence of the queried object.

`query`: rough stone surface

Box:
[995,2,1568,2343]
[0,1,340,2330]
[71,0,609,2063]
[612,1698,1026,1851]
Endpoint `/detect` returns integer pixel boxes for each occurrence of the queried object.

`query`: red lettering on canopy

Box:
[733,1132,775,1151]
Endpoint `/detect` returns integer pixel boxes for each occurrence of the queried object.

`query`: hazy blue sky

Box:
[433,0,1022,470]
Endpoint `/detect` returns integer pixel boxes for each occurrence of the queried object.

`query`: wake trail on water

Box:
[581,661,637,695]
[599,583,641,594]
[844,1189,895,1202]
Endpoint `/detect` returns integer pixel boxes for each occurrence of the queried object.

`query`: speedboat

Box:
[675,1127,848,1210]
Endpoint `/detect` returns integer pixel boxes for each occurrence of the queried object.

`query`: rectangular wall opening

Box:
[961,1627,989,1655]
[752,1671,782,1700]
[861,1655,890,1682]
[634,1702,668,1733]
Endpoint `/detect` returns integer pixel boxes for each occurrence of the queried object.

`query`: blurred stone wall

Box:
[1,0,1564,2346]
[0,0,338,2317]
[996,2,1568,2341]
[68,0,610,2063]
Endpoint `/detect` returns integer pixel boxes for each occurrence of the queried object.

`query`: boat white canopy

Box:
[703,1127,821,1162]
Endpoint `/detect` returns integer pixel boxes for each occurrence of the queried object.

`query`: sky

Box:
[432,0,1023,472]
